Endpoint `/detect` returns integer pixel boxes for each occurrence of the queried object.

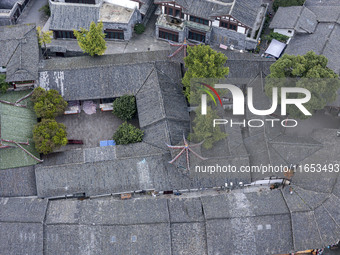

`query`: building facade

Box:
[0,0,31,26]
[49,0,152,41]
[154,0,267,50]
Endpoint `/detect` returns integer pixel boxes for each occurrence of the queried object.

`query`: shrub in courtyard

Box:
[113,122,143,145]
[33,119,68,154]
[0,74,9,94]
[264,31,289,43]
[31,87,68,119]
[39,4,50,17]
[134,23,145,34]
[112,95,137,121]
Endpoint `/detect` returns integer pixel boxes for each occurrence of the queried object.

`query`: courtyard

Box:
[55,109,139,149]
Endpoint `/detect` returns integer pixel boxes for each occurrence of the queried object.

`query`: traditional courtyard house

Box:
[269,0,340,110]
[49,0,152,41]
[0,24,39,88]
[269,6,317,42]
[154,0,267,50]
[0,0,31,26]
[0,24,41,171]
[1,49,340,254]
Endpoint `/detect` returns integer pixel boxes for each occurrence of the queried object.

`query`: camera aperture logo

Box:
[199,83,312,128]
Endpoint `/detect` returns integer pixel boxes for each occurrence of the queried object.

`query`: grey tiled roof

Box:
[285,22,332,55]
[154,0,261,28]
[0,24,39,82]
[230,0,262,28]
[269,6,303,29]
[0,0,17,9]
[140,0,153,15]
[276,5,340,75]
[296,7,317,33]
[307,6,340,22]
[2,184,339,255]
[291,211,324,251]
[269,6,317,33]
[49,1,100,31]
[39,51,171,100]
[0,198,47,255]
[0,166,37,197]
[305,0,340,6]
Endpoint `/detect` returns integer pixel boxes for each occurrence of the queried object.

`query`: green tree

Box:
[33,119,68,154]
[37,26,53,57]
[265,51,340,119]
[189,106,227,149]
[31,87,68,119]
[264,31,289,43]
[0,74,9,94]
[113,122,144,145]
[73,21,107,56]
[273,0,305,12]
[182,45,229,104]
[112,95,137,121]
[134,23,145,34]
[39,3,50,16]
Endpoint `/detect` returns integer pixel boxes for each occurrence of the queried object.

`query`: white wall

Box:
[105,0,138,9]
[237,26,245,34]
[212,20,219,27]
[273,28,294,38]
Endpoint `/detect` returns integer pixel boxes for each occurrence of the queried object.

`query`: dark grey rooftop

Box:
[0,24,39,82]
[154,0,262,28]
[38,51,171,100]
[0,166,37,197]
[49,1,100,31]
[273,5,340,75]
[2,183,340,255]
[307,6,340,22]
[305,0,340,7]
[0,197,47,255]
[269,6,317,33]
[0,0,17,9]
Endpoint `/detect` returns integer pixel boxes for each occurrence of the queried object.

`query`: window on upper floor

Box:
[188,30,206,42]
[105,30,124,40]
[54,30,76,39]
[189,15,209,26]
[164,5,183,18]
[220,20,237,31]
[65,0,96,4]
[159,28,179,42]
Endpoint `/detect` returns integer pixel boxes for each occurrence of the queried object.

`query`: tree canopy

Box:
[112,95,136,121]
[0,74,9,94]
[31,87,68,119]
[189,106,227,149]
[182,45,229,104]
[36,27,52,48]
[113,122,144,145]
[265,51,340,119]
[33,119,68,154]
[264,31,290,43]
[73,21,107,56]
